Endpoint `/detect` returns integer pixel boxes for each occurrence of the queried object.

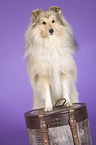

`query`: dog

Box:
[25,6,79,111]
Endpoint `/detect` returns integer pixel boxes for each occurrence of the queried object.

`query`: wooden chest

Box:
[24,102,92,145]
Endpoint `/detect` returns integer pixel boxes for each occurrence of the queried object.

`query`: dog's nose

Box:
[49,28,54,34]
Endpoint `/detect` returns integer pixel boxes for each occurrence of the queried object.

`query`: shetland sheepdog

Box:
[25,6,79,111]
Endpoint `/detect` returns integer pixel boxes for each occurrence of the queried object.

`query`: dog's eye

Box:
[52,20,55,23]
[42,21,46,25]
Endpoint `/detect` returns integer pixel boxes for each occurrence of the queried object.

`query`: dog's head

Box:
[31,6,70,38]
[25,6,77,54]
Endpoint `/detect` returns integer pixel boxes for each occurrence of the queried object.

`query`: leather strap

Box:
[38,108,49,145]
[67,107,80,145]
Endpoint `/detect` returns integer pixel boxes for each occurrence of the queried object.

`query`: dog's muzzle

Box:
[49,28,54,35]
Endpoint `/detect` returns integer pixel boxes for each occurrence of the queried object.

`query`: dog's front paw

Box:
[44,105,53,112]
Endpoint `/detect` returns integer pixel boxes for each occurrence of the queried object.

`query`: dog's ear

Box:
[49,6,61,14]
[31,9,42,22]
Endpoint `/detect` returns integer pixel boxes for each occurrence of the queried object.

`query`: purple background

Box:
[0,0,96,144]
